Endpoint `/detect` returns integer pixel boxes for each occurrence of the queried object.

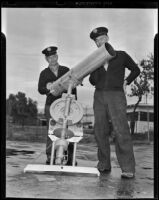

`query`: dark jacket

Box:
[38,65,77,106]
[89,51,140,91]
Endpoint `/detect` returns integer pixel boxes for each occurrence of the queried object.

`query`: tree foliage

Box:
[129,53,154,100]
[6,92,38,126]
[128,54,154,134]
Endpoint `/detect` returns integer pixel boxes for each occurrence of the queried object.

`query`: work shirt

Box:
[89,51,140,91]
[38,65,77,106]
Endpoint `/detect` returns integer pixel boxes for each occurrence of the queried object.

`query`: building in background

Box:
[37,93,154,134]
[82,103,154,134]
[82,106,94,128]
[127,103,154,134]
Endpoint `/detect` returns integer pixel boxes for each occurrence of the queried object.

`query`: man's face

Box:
[94,35,108,48]
[46,54,58,65]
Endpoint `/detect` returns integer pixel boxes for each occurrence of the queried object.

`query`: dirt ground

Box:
[5,140,154,199]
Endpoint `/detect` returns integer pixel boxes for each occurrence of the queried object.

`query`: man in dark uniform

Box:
[38,46,77,165]
[89,27,140,178]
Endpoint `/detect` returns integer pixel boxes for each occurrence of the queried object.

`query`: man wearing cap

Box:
[38,46,77,165]
[89,27,140,178]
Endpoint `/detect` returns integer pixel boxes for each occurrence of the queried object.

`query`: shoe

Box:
[46,155,51,165]
[121,172,135,179]
[66,160,78,166]
[46,159,50,165]
[66,143,78,166]
[98,168,111,174]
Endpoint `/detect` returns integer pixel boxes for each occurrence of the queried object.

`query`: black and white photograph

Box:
[2,2,158,199]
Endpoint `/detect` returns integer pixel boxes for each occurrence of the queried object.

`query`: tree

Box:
[128,54,154,135]
[16,92,29,126]
[27,98,38,118]
[6,92,38,126]
[6,94,16,116]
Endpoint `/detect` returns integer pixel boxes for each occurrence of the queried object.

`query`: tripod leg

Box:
[72,142,77,166]
[50,141,55,165]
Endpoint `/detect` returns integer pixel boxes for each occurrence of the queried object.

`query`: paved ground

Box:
[6,140,154,199]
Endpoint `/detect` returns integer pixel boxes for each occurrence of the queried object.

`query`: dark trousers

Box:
[45,104,52,156]
[93,90,135,173]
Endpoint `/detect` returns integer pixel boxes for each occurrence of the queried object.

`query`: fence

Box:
[6,122,154,143]
[6,122,47,142]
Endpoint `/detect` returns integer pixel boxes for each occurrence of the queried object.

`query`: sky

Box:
[2,8,157,112]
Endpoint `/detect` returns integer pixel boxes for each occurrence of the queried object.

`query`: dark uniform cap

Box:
[42,46,58,56]
[90,27,108,40]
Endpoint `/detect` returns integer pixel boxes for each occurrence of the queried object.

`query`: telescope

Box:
[24,43,116,176]
[47,42,116,96]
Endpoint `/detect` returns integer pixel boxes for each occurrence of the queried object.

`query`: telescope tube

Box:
[48,43,116,96]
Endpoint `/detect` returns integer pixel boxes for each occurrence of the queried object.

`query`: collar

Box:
[49,64,59,72]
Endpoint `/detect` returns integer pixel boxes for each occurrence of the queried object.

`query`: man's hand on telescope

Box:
[46,82,56,95]
[79,78,84,86]
[46,82,53,90]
